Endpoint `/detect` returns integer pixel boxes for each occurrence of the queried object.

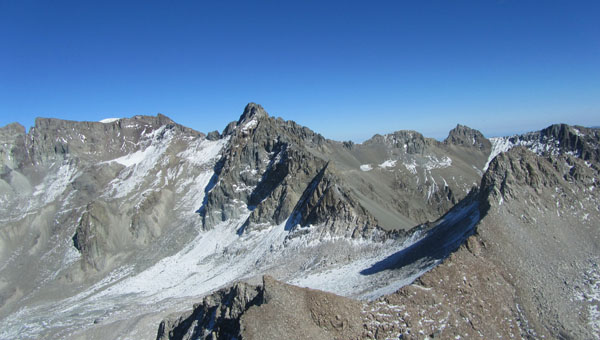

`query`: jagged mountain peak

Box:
[444,124,490,150]
[480,144,598,215]
[223,102,270,136]
[362,130,434,156]
[541,122,583,136]
[238,102,269,124]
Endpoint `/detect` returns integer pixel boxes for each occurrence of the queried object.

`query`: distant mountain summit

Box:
[444,124,492,151]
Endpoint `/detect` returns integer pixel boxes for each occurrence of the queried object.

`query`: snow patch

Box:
[403,160,417,174]
[289,229,429,300]
[177,137,228,166]
[485,137,515,171]
[32,162,77,204]
[92,216,252,303]
[572,128,585,137]
[576,260,600,338]
[379,160,397,169]
[423,155,452,171]
[99,118,120,123]
[104,126,174,198]
[241,119,258,133]
[360,164,373,172]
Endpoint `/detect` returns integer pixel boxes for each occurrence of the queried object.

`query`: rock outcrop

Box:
[157,276,365,340]
[157,281,261,340]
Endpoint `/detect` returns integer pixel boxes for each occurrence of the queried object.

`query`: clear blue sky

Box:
[1,0,598,141]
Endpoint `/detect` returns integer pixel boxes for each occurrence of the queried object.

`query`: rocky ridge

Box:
[157,276,365,340]
[0,104,598,339]
[201,104,492,240]
[486,123,600,170]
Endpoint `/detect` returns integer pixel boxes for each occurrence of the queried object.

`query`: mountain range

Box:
[0,103,598,339]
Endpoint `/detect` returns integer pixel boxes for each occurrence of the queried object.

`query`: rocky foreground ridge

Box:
[0,103,598,339]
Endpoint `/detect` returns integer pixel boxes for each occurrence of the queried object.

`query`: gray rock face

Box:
[364,130,432,155]
[476,147,600,339]
[26,114,201,165]
[0,123,31,202]
[536,124,599,161]
[282,162,380,240]
[156,281,261,340]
